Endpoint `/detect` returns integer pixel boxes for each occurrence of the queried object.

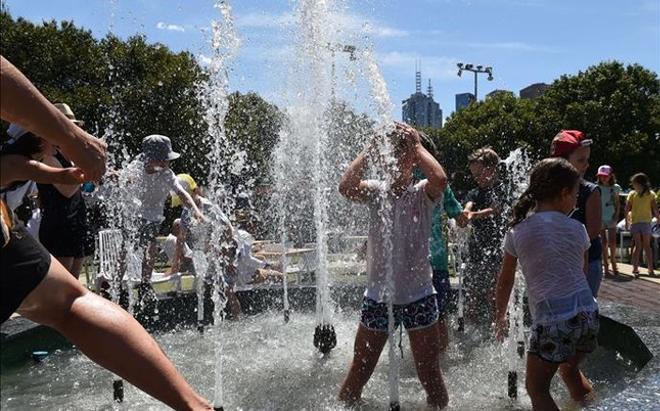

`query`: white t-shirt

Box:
[126,158,179,223]
[365,179,440,305]
[503,211,598,324]
[235,229,266,286]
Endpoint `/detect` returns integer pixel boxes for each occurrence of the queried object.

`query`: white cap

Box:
[6,123,30,143]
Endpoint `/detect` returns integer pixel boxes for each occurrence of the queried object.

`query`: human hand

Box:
[58,167,86,185]
[394,122,421,149]
[195,211,209,224]
[456,212,469,228]
[58,129,107,182]
[465,210,474,222]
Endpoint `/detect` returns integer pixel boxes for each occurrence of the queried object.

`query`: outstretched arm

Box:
[173,184,205,222]
[0,154,85,187]
[0,56,107,181]
[495,252,517,342]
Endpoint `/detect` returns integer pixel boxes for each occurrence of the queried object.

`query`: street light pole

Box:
[327,43,357,100]
[457,63,493,100]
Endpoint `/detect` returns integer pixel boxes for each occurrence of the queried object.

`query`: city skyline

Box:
[3,0,658,121]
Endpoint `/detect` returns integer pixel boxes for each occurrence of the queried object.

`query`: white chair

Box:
[94,229,124,293]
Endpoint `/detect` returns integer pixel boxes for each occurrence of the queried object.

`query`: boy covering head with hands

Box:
[338,122,449,409]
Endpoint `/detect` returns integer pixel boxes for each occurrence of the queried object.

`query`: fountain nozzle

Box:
[389,401,401,410]
[507,371,518,399]
[313,324,337,354]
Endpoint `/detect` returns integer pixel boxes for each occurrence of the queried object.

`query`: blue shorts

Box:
[360,295,439,332]
[432,269,451,316]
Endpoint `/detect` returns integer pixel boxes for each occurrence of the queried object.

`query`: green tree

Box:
[424,61,659,192]
[535,61,660,184]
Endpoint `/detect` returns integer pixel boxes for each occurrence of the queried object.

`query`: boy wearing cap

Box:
[124,135,204,283]
[596,165,621,276]
[550,130,603,297]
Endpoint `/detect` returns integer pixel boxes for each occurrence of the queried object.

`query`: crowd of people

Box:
[2,51,659,411]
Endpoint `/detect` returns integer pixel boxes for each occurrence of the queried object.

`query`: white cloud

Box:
[156,22,185,32]
[378,51,460,80]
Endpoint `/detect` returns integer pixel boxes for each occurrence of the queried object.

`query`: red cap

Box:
[550,130,592,157]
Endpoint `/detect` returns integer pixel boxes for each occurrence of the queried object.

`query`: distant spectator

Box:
[550,130,603,297]
[36,104,90,279]
[596,165,621,276]
[625,173,659,277]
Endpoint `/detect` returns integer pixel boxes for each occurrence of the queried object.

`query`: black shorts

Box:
[39,219,87,258]
[1,225,51,324]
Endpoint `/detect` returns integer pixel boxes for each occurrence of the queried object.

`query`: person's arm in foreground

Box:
[41,154,82,198]
[0,155,85,187]
[495,252,517,342]
[338,142,375,202]
[0,56,106,181]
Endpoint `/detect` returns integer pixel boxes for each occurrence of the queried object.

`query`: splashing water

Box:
[198,1,241,408]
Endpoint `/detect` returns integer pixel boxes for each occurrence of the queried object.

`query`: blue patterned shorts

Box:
[360,295,439,332]
[528,311,599,363]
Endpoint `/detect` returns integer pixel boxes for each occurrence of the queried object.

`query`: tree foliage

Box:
[0,11,283,187]
[426,61,659,192]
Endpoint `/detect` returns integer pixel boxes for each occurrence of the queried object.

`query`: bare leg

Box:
[225,285,241,320]
[641,234,654,273]
[631,233,642,273]
[600,229,609,275]
[436,316,449,352]
[338,324,388,405]
[408,324,449,408]
[607,228,618,273]
[17,257,211,410]
[558,353,594,403]
[141,241,158,282]
[525,354,560,411]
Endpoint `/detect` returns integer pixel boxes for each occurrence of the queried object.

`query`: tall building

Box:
[520,83,549,99]
[455,92,475,111]
[402,64,443,128]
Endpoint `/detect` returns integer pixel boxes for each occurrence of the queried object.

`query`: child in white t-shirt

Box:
[338,123,449,408]
[495,157,599,410]
[124,135,204,283]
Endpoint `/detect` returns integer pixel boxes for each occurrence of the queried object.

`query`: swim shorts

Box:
[360,294,439,332]
[528,311,599,363]
[432,269,451,316]
[1,225,51,323]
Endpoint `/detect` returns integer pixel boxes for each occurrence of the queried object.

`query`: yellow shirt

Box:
[627,190,656,224]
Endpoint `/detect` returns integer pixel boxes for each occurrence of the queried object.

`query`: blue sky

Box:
[3,0,659,121]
